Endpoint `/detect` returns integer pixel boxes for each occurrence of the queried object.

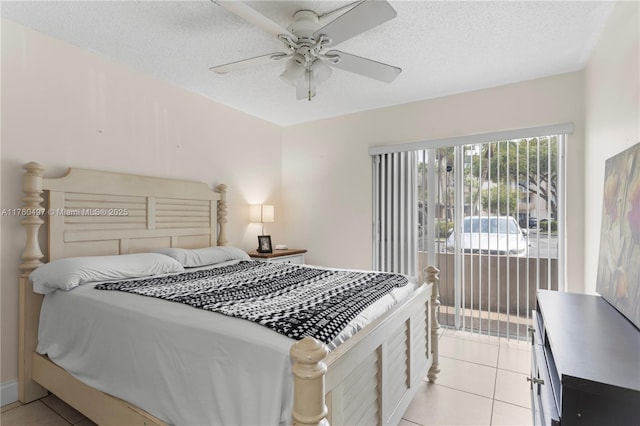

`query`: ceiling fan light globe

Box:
[279,72,295,86]
[280,58,305,86]
[312,59,332,85]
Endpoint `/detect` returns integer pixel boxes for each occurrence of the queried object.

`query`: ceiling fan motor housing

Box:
[288,10,321,41]
[284,10,335,70]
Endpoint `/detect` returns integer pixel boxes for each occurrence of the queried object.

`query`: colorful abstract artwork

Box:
[596,142,640,329]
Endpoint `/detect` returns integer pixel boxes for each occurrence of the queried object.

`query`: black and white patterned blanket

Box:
[95,261,408,344]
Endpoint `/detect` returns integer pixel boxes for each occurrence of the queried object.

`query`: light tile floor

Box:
[1,329,532,426]
[401,328,533,426]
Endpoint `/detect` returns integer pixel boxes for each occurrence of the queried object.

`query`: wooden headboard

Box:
[20,162,228,273]
[18,161,228,404]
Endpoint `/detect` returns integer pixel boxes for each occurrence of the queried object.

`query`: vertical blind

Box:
[372,151,418,276]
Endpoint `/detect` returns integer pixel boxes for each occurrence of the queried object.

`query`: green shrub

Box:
[436,221,454,238]
[539,219,557,233]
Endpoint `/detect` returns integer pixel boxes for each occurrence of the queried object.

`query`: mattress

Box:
[36,261,417,425]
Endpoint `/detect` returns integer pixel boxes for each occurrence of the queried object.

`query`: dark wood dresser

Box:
[530,290,640,425]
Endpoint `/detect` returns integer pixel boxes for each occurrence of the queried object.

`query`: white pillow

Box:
[154,246,250,268]
[30,253,184,294]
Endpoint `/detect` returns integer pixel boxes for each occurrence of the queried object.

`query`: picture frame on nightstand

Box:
[257,235,273,253]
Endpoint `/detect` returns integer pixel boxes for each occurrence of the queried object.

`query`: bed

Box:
[18,162,441,425]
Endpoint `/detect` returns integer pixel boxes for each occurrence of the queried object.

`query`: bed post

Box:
[290,337,330,426]
[19,162,48,402]
[216,184,228,246]
[425,265,441,382]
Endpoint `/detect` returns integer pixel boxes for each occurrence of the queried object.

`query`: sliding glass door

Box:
[372,128,567,340]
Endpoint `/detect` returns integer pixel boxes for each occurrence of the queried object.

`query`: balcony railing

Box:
[420,252,558,340]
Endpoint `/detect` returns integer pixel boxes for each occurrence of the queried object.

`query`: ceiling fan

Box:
[210,0,402,101]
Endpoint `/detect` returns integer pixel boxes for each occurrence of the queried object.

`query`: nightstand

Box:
[247,249,307,264]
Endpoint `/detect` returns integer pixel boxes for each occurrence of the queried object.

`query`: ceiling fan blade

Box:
[313,0,397,47]
[213,1,295,39]
[210,52,287,74]
[327,50,401,83]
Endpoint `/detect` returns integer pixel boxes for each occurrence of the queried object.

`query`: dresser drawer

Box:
[531,311,560,426]
[531,337,560,425]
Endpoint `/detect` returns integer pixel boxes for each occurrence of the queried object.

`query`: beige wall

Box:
[282,72,586,291]
[1,20,283,385]
[584,1,640,294]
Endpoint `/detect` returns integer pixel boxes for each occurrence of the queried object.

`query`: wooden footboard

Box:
[291,267,440,426]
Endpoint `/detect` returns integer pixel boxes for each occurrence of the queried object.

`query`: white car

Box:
[446,216,529,257]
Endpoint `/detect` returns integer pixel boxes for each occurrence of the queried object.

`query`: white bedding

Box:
[36,261,417,426]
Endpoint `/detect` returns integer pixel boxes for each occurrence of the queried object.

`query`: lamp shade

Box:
[261,205,274,223]
[249,204,274,223]
[249,205,262,222]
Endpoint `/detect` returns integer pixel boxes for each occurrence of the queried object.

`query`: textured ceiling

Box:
[2,1,614,126]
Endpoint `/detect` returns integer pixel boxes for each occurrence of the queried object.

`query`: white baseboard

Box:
[1,379,19,407]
